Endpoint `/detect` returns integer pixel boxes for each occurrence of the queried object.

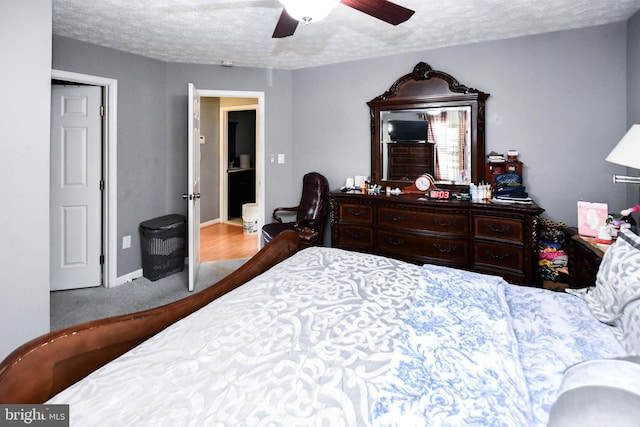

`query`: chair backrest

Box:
[296,172,330,224]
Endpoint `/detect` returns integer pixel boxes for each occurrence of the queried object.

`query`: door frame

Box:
[199,90,265,247]
[51,69,118,288]
[220,104,258,223]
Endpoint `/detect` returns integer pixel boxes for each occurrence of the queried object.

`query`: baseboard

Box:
[113,268,143,288]
[201,218,220,228]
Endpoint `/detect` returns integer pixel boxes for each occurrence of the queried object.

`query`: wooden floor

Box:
[200,222,259,262]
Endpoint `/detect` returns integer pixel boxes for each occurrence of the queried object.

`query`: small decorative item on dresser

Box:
[492,172,529,202]
[402,173,436,194]
[595,225,613,245]
[620,205,639,233]
[577,201,608,237]
[428,188,452,200]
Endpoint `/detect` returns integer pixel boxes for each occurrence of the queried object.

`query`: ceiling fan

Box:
[272,0,415,38]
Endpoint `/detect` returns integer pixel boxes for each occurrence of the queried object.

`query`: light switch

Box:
[277,154,285,164]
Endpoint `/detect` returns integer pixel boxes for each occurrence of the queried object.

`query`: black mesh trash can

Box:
[139,214,186,281]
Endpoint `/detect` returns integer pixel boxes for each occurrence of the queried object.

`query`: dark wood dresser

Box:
[329,191,545,286]
[387,143,435,181]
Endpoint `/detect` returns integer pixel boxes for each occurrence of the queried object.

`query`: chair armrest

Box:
[272,206,298,222]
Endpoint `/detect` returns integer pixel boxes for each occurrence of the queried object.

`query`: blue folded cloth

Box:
[495,185,528,198]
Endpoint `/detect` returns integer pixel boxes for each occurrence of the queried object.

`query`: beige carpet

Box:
[50,258,247,331]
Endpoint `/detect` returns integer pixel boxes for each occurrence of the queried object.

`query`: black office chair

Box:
[262,172,330,247]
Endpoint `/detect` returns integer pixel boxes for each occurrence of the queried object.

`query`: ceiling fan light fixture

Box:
[278,0,341,23]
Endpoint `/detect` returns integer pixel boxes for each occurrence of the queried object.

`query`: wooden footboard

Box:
[0,230,300,404]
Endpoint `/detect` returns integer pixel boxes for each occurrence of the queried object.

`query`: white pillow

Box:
[567,229,640,354]
[548,357,640,427]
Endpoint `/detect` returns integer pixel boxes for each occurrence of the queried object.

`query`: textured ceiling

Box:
[53,0,640,70]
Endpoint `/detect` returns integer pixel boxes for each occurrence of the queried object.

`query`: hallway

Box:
[200,222,259,261]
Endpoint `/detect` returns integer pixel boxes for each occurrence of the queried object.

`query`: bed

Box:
[1,229,638,426]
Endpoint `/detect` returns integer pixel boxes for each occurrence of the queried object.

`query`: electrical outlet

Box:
[122,235,131,249]
[277,153,285,164]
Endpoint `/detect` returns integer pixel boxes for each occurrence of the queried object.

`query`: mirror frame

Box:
[368,62,489,190]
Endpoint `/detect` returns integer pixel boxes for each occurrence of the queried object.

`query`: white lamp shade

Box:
[606,124,640,169]
[279,0,341,23]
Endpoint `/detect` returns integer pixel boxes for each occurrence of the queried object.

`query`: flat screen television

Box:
[388,120,429,142]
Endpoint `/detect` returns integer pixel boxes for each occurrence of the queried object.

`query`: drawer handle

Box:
[384,212,405,222]
[485,249,510,260]
[486,223,511,233]
[384,236,406,246]
[434,218,456,227]
[346,229,365,239]
[434,243,456,253]
[347,208,366,216]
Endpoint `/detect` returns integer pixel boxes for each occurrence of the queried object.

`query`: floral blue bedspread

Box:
[370,264,626,427]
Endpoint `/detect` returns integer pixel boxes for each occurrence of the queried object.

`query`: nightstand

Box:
[567,232,607,288]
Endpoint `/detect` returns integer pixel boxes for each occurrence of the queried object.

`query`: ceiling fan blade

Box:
[272,9,299,38]
[341,0,415,25]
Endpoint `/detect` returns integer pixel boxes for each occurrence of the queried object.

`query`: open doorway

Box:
[197,92,263,262]
[222,107,257,225]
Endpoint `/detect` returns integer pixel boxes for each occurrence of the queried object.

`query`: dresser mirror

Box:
[368,62,489,190]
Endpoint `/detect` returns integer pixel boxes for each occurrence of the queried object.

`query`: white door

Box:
[50,85,103,290]
[187,83,201,292]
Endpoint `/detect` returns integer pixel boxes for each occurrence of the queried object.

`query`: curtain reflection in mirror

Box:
[427,108,469,182]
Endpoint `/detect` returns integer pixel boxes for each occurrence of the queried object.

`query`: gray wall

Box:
[292,22,630,226]
[0,0,52,359]
[52,39,294,275]
[52,37,168,276]
[52,20,634,279]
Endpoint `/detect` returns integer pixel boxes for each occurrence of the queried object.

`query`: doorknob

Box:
[194,193,201,199]
[182,193,192,200]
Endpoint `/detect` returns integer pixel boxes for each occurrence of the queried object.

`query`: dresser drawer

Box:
[378,230,468,264]
[329,191,543,286]
[388,145,433,156]
[378,207,468,235]
[473,241,524,272]
[337,225,374,249]
[339,203,374,224]
[474,216,524,244]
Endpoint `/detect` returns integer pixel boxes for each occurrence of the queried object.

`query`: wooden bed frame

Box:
[0,230,300,404]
